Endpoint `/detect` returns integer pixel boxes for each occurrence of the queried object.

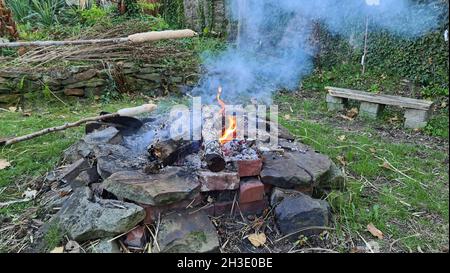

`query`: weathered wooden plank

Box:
[326,86,434,110]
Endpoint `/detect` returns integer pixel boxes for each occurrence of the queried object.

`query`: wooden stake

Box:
[0,29,197,48]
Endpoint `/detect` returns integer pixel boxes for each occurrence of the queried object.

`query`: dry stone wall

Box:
[0,60,200,106]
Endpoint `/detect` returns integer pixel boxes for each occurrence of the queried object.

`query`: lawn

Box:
[276,92,449,252]
[1,91,448,253]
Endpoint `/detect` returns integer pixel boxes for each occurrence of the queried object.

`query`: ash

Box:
[222,139,259,161]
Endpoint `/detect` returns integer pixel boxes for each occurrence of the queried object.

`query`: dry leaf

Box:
[440,101,447,108]
[207,196,214,203]
[248,233,267,247]
[337,135,346,142]
[339,114,354,121]
[388,116,400,124]
[381,162,391,170]
[8,106,17,112]
[50,246,64,253]
[22,188,37,199]
[0,159,11,170]
[284,114,291,120]
[347,107,359,119]
[367,223,384,239]
[336,155,347,166]
[369,148,377,153]
[65,241,81,253]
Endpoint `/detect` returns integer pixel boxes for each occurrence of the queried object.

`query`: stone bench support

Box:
[404,109,430,129]
[326,94,347,111]
[360,102,385,119]
[325,86,434,129]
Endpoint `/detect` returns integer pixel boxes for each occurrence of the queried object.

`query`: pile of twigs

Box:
[1,21,192,69]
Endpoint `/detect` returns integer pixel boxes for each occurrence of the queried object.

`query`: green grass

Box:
[276,93,449,252]
[0,97,148,215]
[0,91,448,252]
[43,223,64,252]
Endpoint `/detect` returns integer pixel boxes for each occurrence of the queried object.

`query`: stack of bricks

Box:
[199,157,268,217]
[236,159,267,216]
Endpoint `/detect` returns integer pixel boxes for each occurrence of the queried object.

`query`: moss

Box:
[43,224,64,252]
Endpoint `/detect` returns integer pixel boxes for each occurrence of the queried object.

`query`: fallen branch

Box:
[274,226,335,243]
[0,104,157,147]
[0,198,31,208]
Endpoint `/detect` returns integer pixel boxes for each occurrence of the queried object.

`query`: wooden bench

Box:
[325,86,435,129]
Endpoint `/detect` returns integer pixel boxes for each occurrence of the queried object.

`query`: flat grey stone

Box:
[58,158,90,184]
[94,144,148,179]
[273,190,330,237]
[52,187,145,242]
[89,238,121,253]
[261,144,332,189]
[102,167,200,206]
[84,127,123,145]
[156,211,220,253]
[318,162,346,191]
[70,167,100,189]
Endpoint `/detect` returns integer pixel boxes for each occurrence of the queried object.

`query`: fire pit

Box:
[34,94,345,253]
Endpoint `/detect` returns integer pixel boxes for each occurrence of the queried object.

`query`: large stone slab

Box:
[260,142,332,189]
[102,167,200,206]
[52,187,145,242]
[94,144,148,179]
[155,211,220,253]
[84,127,123,145]
[271,188,330,237]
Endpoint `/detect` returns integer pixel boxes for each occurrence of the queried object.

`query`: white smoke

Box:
[192,0,443,104]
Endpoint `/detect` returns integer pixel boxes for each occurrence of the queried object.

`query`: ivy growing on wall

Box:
[160,0,185,28]
[314,0,449,98]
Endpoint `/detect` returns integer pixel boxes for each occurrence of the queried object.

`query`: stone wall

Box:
[0,61,200,106]
[183,0,228,35]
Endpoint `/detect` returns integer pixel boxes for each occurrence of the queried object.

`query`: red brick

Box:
[212,199,269,217]
[237,159,263,177]
[124,226,146,248]
[198,171,240,192]
[238,199,268,216]
[239,179,264,203]
[141,194,203,224]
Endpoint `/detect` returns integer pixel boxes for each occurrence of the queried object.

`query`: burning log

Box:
[202,140,226,173]
[148,139,200,167]
[201,105,226,172]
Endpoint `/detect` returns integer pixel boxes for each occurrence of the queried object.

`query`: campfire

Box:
[34,93,342,253]
[217,86,238,145]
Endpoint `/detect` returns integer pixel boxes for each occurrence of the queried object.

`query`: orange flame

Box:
[217,86,237,145]
[219,116,237,145]
[217,85,226,116]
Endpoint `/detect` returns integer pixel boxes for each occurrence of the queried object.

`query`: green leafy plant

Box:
[137,0,161,14]
[5,0,33,23]
[160,0,184,28]
[30,0,66,27]
[79,3,110,26]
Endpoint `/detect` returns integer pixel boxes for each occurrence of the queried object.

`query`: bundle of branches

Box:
[4,42,189,68]
[1,24,196,68]
[0,0,19,40]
